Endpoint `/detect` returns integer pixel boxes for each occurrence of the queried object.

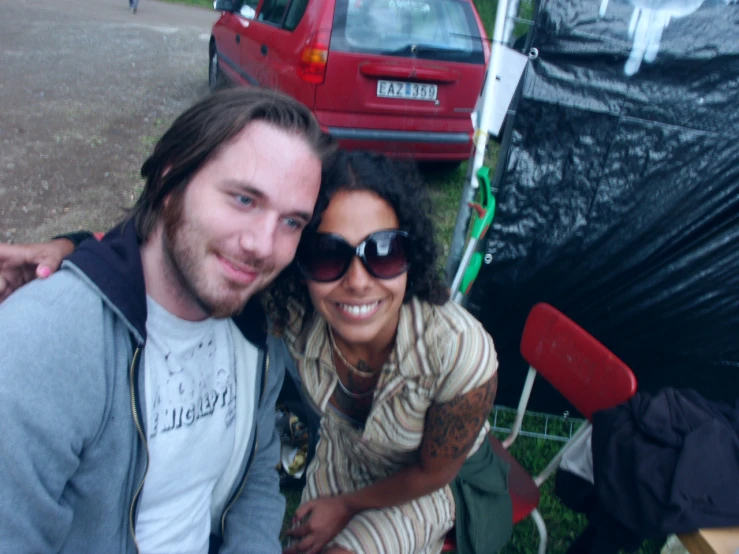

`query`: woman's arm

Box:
[0,231,96,302]
[0,238,76,302]
[349,372,498,508]
[284,373,498,554]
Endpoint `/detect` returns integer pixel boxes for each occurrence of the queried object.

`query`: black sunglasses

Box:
[297,230,411,282]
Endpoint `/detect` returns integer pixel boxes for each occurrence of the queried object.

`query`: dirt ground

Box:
[0,0,220,242]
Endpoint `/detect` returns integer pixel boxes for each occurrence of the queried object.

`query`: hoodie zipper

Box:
[128,345,149,553]
[220,352,269,535]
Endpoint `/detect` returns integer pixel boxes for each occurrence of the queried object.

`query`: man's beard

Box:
[160,192,267,319]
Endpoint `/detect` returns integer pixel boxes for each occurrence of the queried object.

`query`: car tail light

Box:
[298,29,330,84]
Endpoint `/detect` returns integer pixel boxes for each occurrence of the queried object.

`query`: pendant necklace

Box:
[328,324,376,378]
[328,325,375,399]
[330,347,375,399]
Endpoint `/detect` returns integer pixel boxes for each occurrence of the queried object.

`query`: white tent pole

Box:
[446,0,520,292]
[471,0,514,178]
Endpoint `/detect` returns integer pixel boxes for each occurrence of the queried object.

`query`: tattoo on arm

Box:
[422,372,498,460]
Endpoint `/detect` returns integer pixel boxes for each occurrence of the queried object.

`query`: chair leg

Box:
[530,508,548,554]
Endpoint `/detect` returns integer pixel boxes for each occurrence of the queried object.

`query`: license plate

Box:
[377,80,438,101]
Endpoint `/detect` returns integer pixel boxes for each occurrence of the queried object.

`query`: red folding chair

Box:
[443,302,637,554]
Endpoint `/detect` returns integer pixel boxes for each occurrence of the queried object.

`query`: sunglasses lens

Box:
[364,232,410,278]
[298,235,352,282]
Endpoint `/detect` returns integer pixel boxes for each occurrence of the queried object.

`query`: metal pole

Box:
[445,0,521,286]
[450,237,479,303]
[445,160,477,283]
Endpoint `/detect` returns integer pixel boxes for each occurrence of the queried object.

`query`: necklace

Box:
[329,346,375,399]
[327,324,377,377]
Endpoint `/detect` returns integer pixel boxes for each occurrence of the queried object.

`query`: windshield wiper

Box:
[389,43,466,55]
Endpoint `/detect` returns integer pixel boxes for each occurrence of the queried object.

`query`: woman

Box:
[0,151,512,554]
[270,151,512,554]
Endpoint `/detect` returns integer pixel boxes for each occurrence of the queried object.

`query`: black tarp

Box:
[467,0,739,413]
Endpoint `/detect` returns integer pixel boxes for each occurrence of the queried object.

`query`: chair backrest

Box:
[520,303,637,420]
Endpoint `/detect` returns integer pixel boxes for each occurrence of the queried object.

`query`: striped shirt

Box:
[283,297,498,553]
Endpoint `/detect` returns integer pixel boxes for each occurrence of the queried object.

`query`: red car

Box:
[210,0,489,163]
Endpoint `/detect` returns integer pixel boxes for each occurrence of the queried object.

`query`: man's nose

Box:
[239,213,278,260]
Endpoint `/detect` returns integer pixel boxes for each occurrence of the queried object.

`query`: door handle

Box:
[236,34,241,44]
[260,44,268,56]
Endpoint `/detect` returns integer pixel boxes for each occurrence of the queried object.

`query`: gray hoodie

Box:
[0,222,287,553]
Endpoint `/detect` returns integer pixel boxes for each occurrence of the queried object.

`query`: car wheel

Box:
[209,47,225,92]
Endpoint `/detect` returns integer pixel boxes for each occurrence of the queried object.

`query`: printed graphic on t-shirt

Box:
[149,330,236,439]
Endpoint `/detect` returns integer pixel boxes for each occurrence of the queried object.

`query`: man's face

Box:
[160,120,322,319]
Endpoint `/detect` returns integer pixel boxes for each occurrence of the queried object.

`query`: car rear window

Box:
[330,0,485,64]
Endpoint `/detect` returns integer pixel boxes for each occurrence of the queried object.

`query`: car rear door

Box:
[315,0,487,134]
[247,0,315,107]
[213,0,260,85]
[238,0,294,89]
[212,10,244,84]
[268,0,315,106]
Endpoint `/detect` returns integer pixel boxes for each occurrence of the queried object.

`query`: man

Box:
[0,87,332,553]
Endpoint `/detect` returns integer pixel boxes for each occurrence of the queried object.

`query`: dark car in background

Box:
[210,0,489,162]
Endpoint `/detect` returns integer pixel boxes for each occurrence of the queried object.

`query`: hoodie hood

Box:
[66,219,268,348]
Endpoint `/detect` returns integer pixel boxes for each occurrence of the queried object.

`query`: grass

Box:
[474,0,536,42]
[425,163,467,260]
[425,145,499,261]
[159,0,213,8]
[475,0,496,36]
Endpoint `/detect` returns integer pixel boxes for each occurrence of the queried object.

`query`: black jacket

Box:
[592,388,739,538]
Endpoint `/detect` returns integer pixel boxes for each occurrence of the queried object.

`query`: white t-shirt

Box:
[135,296,254,554]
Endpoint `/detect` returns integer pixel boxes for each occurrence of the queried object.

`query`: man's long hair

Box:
[129,87,335,241]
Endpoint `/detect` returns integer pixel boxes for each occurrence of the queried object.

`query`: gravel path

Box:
[0,0,220,242]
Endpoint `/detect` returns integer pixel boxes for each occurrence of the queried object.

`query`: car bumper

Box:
[325,127,473,161]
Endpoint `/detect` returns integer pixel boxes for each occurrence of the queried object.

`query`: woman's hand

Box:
[283,495,355,554]
[0,239,73,302]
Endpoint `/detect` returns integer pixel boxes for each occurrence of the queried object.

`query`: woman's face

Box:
[306,189,408,351]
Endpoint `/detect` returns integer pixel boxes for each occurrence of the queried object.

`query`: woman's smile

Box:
[334,300,382,320]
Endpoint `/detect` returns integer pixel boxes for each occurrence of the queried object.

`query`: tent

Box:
[451,0,739,413]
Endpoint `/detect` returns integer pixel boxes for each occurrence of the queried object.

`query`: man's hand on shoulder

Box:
[0,239,74,302]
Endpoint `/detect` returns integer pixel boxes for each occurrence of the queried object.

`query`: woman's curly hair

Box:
[265,150,450,333]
